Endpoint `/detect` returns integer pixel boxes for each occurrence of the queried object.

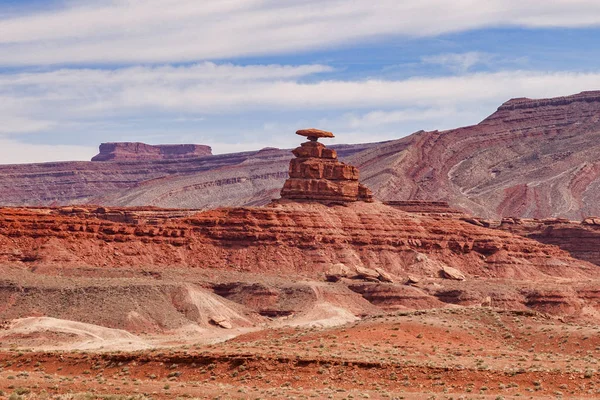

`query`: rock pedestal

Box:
[280,129,373,202]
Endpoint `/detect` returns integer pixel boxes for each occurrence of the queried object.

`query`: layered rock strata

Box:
[280,129,373,202]
[3,91,600,217]
[0,203,593,280]
[491,217,600,267]
[1,203,599,323]
[349,90,600,219]
[0,142,378,208]
[92,142,212,162]
[384,201,465,217]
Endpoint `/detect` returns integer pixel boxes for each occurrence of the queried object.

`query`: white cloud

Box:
[2,63,600,123]
[342,108,469,128]
[1,0,600,65]
[0,62,334,132]
[4,64,600,123]
[11,67,596,114]
[421,52,494,73]
[0,117,56,134]
[2,62,600,162]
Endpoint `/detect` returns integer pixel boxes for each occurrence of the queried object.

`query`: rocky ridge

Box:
[1,196,598,327]
[351,90,600,219]
[0,143,378,208]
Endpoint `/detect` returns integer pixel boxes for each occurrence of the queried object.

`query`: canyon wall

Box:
[0,203,593,279]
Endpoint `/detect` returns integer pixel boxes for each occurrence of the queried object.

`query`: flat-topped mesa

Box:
[280,129,373,202]
[92,142,212,162]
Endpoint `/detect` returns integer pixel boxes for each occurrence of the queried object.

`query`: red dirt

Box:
[1,308,599,399]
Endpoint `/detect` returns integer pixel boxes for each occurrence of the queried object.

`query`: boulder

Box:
[209,315,233,329]
[325,263,354,281]
[481,296,492,307]
[440,266,466,281]
[296,128,335,141]
[353,265,381,282]
[375,268,395,283]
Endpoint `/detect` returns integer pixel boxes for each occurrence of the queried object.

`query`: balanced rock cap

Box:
[296,128,335,141]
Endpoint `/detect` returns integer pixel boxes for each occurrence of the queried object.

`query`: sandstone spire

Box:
[280,129,373,202]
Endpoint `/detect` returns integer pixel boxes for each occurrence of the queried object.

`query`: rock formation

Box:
[0,203,593,279]
[92,142,212,162]
[0,142,377,208]
[280,129,373,202]
[3,91,600,219]
[1,134,600,331]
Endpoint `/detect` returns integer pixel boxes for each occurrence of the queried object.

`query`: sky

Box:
[2,1,600,163]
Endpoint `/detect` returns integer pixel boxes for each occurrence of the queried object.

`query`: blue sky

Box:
[1,1,600,163]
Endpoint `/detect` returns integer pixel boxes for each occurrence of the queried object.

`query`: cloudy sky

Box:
[2,0,600,163]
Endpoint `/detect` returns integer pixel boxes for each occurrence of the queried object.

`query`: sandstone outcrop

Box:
[347,283,444,310]
[280,129,373,202]
[295,128,334,140]
[0,203,593,279]
[92,142,212,162]
[325,263,395,283]
[0,199,599,327]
